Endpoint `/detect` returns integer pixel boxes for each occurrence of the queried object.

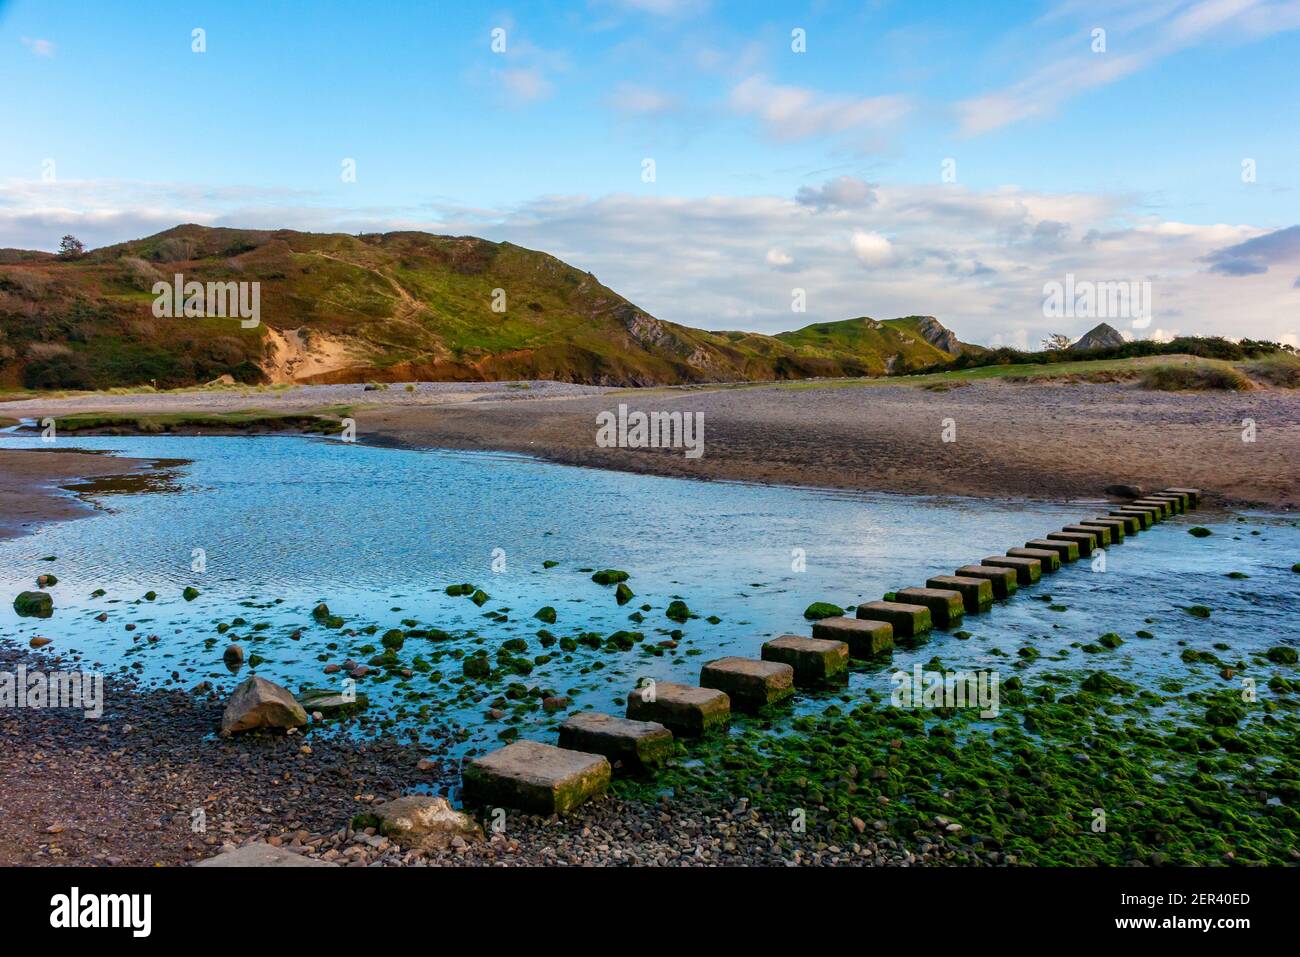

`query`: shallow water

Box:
[1,433,1296,766]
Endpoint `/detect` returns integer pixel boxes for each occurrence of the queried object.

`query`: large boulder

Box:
[13,591,53,618]
[220,676,308,735]
[360,795,482,850]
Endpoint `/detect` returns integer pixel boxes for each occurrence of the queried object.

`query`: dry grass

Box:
[1138,363,1252,391]
[1244,353,1300,388]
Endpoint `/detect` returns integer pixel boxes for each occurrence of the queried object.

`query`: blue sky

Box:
[2,0,1298,346]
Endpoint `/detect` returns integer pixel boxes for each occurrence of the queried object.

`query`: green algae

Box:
[616,667,1300,865]
[803,601,844,621]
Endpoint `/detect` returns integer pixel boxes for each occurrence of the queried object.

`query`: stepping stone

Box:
[1132,499,1171,518]
[1046,530,1097,555]
[700,657,794,712]
[981,555,1041,585]
[1163,487,1201,508]
[626,680,730,736]
[1064,523,1111,546]
[895,587,965,627]
[558,712,673,774]
[462,739,611,815]
[1127,501,1167,520]
[195,842,338,867]
[1026,538,1078,562]
[1080,518,1126,542]
[1147,493,1185,513]
[1103,513,1141,534]
[926,575,994,613]
[954,564,1017,598]
[810,617,893,658]
[763,634,850,683]
[1112,507,1156,528]
[856,600,931,637]
[1007,547,1060,573]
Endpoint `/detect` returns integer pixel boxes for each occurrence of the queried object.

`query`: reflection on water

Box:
[1,434,1296,762]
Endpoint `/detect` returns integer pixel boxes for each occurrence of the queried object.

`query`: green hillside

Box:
[0,225,970,389]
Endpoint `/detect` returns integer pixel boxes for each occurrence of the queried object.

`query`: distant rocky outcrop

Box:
[906,316,963,354]
[1070,323,1127,351]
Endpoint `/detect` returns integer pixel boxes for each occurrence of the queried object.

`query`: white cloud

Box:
[603,83,679,115]
[499,68,552,104]
[729,76,911,141]
[21,37,56,58]
[850,230,896,267]
[956,0,1300,135]
[765,247,793,267]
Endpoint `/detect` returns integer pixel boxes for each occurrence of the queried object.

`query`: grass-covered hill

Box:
[0,224,973,390]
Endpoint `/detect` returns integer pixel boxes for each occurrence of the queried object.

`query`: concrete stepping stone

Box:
[1127,502,1167,520]
[626,680,730,736]
[1163,487,1200,508]
[926,575,994,613]
[1103,513,1141,534]
[954,564,1017,598]
[196,842,338,867]
[1007,547,1060,573]
[1025,538,1078,562]
[1132,499,1171,518]
[1112,507,1156,528]
[981,555,1041,584]
[856,600,931,637]
[700,657,794,712]
[895,587,965,627]
[1046,530,1097,555]
[558,712,673,774]
[762,634,850,683]
[810,616,893,658]
[1063,523,1111,546]
[1147,493,1186,513]
[462,739,611,815]
[1080,518,1126,542]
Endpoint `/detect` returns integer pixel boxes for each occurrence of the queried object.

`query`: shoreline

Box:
[0,448,168,542]
[4,378,1299,509]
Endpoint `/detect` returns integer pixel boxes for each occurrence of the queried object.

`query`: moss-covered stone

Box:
[534,605,557,624]
[802,601,844,621]
[591,569,630,585]
[13,591,53,618]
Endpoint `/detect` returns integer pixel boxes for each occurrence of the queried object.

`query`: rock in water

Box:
[13,591,53,618]
[220,676,308,735]
[1069,322,1126,351]
[362,796,482,850]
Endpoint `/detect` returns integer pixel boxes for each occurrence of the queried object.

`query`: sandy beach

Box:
[6,377,1295,509]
